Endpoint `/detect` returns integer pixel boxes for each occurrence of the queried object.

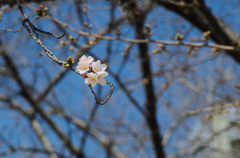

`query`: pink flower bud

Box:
[82,74,87,78]
[89,64,92,69]
[39,5,44,9]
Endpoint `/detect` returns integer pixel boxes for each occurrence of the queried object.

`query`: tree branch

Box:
[155,0,240,63]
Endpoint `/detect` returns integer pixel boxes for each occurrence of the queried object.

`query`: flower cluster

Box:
[76,55,108,87]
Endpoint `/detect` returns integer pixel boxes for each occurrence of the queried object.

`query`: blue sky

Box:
[1,0,240,157]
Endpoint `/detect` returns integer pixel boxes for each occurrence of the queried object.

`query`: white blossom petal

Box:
[85,72,98,87]
[91,80,97,87]
[85,78,90,85]
[96,72,108,86]
[92,60,107,73]
[98,71,108,77]
[79,55,94,64]
[76,62,89,74]
[101,64,107,71]
[97,78,106,86]
[87,56,94,63]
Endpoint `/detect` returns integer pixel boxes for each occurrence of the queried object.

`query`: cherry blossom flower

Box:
[79,55,94,64]
[96,72,108,86]
[92,60,107,73]
[85,72,98,87]
[77,55,109,87]
[76,62,90,74]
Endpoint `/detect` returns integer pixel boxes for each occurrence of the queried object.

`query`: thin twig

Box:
[0,17,40,33]
[34,26,66,39]
[88,81,114,105]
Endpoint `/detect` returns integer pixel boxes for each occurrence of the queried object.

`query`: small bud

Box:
[39,52,43,57]
[161,81,171,90]
[211,47,223,53]
[201,37,205,41]
[88,41,94,46]
[149,32,154,36]
[66,57,74,65]
[187,48,192,55]
[179,1,186,6]
[39,5,44,9]
[67,56,72,61]
[203,30,211,37]
[143,78,149,84]
[89,64,92,69]
[82,74,87,78]
[193,47,198,52]
[207,115,212,120]
[115,32,122,37]
[125,45,130,52]
[157,43,163,48]
[162,47,169,53]
[83,8,87,13]
[74,40,78,44]
[63,23,67,27]
[42,12,46,16]
[185,111,195,116]
[95,39,101,44]
[153,49,161,54]
[175,33,179,39]
[211,47,217,53]
[88,24,93,29]
[36,9,41,15]
[63,63,70,67]
[145,24,151,32]
[68,35,73,40]
[234,102,240,107]
[116,26,121,31]
[175,33,184,41]
[59,41,65,45]
[83,23,88,27]
[44,7,48,11]
[69,46,74,51]
[235,84,240,90]
[121,52,126,56]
